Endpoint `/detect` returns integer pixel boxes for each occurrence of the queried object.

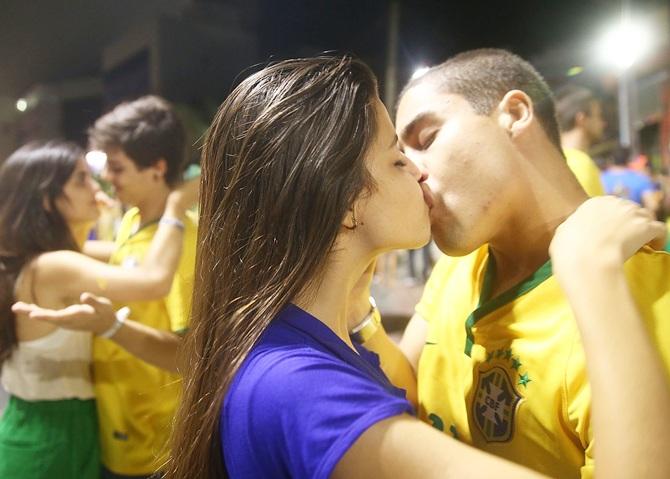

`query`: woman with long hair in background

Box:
[0,140,193,478]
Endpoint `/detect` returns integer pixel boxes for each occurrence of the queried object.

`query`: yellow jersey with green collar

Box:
[93,207,197,475]
[415,245,670,479]
[564,148,605,197]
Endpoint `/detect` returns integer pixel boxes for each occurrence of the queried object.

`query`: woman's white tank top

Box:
[1,328,94,400]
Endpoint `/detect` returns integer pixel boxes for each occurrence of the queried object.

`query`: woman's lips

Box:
[421,183,434,209]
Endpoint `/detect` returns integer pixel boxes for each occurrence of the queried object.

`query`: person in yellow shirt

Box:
[87,96,197,479]
[350,49,670,479]
[555,85,606,196]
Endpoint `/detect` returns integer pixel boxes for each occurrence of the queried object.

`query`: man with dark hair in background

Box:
[555,85,606,196]
[601,146,661,213]
[351,49,670,479]
[88,96,198,479]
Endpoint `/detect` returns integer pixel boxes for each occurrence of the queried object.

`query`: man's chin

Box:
[432,230,481,258]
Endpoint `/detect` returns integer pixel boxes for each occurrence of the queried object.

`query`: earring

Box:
[344,210,358,230]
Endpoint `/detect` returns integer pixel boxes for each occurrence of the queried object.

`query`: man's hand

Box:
[12,292,117,335]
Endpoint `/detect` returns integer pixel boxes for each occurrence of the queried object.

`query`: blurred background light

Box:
[596,15,654,71]
[85,150,107,174]
[411,66,430,80]
[15,98,27,112]
[566,66,584,77]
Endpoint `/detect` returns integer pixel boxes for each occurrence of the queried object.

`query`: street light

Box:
[595,6,656,153]
[596,15,653,71]
[15,98,27,112]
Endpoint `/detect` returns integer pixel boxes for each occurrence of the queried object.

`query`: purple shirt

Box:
[221,304,413,479]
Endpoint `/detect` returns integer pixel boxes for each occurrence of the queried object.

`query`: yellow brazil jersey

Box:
[93,207,197,475]
[564,148,605,197]
[415,246,670,479]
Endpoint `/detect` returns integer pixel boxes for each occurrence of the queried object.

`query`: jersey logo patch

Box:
[473,366,522,443]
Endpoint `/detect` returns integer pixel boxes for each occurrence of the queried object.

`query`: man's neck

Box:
[134,185,171,226]
[561,129,590,153]
[486,151,589,298]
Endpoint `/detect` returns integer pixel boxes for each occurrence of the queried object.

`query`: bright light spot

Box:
[596,16,654,71]
[16,98,27,112]
[86,150,107,174]
[566,66,584,77]
[411,66,430,80]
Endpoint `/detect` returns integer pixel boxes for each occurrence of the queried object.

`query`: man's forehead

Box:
[397,88,462,133]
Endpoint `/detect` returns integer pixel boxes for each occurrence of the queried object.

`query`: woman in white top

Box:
[0,141,193,478]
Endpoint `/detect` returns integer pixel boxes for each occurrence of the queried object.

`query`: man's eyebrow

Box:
[400,111,436,141]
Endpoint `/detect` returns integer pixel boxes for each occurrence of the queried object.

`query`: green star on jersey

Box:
[518,372,532,388]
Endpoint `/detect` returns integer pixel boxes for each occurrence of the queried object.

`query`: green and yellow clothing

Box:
[565,148,605,197]
[93,207,197,476]
[415,246,670,479]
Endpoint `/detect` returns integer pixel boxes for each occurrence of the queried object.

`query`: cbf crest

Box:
[472,367,522,442]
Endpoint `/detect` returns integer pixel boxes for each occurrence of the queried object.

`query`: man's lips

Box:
[421,183,434,209]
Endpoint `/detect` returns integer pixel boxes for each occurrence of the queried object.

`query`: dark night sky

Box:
[257,0,653,87]
[0,0,665,102]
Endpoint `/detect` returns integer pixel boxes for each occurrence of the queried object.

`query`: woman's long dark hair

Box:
[166,56,379,478]
[0,141,82,365]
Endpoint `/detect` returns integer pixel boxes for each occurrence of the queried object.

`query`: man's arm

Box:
[13,293,183,373]
[358,314,426,408]
[107,317,182,373]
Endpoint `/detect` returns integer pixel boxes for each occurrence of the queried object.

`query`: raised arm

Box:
[549,196,670,479]
[35,177,198,304]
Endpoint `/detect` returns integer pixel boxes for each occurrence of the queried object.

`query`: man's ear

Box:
[497,90,533,138]
[152,158,168,180]
[573,111,587,128]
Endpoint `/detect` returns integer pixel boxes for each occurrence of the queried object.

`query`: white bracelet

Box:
[159,216,185,231]
[99,307,130,339]
[350,297,382,344]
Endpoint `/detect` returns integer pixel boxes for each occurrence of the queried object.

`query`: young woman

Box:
[0,140,193,478]
[17,58,669,478]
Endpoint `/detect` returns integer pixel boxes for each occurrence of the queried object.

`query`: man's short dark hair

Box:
[401,48,562,153]
[88,95,186,186]
[555,85,597,132]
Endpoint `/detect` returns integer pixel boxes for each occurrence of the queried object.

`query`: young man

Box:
[555,85,606,196]
[354,49,670,479]
[88,96,197,479]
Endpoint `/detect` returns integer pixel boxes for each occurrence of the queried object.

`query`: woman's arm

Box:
[333,414,545,479]
[549,196,670,479]
[14,292,183,373]
[82,240,116,262]
[35,177,198,303]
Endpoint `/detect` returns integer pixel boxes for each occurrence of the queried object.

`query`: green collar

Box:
[464,249,553,356]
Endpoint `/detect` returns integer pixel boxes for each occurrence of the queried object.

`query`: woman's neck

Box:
[70,222,94,250]
[294,245,373,352]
